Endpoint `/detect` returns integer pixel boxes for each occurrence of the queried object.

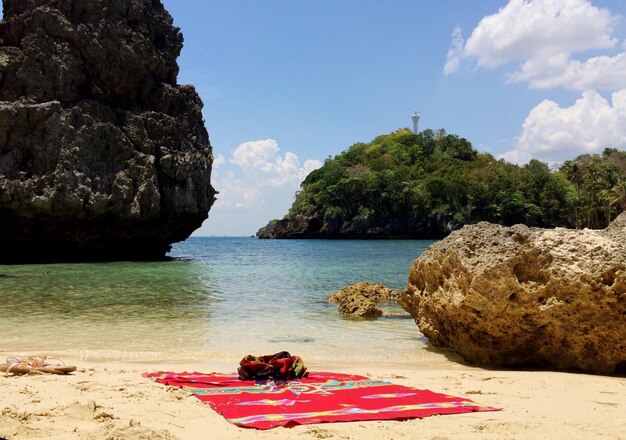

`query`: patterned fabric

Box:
[237,351,307,380]
[145,371,500,430]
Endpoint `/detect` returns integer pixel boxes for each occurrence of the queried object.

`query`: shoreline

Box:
[1,356,624,440]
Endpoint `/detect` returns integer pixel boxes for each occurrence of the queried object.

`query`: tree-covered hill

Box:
[257,129,626,239]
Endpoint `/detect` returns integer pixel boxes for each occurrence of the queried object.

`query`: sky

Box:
[8,1,626,236]
[158,0,626,236]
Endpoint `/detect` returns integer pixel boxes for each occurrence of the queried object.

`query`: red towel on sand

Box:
[146,371,500,430]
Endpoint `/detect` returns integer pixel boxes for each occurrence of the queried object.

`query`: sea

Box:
[0,238,460,367]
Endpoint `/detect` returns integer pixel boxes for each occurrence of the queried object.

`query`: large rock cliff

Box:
[399,214,626,374]
[0,0,216,261]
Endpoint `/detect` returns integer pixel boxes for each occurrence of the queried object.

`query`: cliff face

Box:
[0,0,216,261]
[256,213,450,239]
[399,214,626,375]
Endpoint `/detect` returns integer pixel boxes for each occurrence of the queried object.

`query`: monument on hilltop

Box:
[412,111,420,134]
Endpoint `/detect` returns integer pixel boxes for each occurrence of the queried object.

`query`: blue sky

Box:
[159,0,626,236]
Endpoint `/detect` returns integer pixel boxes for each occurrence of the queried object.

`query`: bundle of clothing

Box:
[237,351,307,381]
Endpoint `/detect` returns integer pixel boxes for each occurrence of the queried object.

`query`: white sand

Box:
[1,356,624,440]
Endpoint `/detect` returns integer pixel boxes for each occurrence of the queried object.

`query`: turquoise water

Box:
[0,238,445,365]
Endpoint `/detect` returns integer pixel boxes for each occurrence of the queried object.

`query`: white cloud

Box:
[502,89,626,163]
[443,27,465,75]
[228,139,321,189]
[214,170,260,209]
[465,0,617,68]
[507,52,626,90]
[202,139,322,233]
[212,153,226,168]
[230,139,280,171]
[445,0,625,91]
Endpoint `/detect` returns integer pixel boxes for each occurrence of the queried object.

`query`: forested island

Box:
[257,129,626,238]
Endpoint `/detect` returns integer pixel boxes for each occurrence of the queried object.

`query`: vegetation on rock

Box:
[258,129,626,238]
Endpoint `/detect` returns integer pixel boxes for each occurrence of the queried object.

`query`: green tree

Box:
[263,129,626,238]
[601,179,626,222]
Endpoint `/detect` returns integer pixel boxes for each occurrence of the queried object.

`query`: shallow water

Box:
[0,238,457,366]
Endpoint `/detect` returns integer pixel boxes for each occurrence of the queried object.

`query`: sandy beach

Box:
[1,356,624,440]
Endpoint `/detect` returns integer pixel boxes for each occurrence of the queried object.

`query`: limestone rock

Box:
[328,282,400,319]
[256,212,447,239]
[0,0,216,262]
[399,214,626,374]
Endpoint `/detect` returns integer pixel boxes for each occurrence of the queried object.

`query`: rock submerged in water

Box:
[0,0,216,262]
[399,213,626,374]
[328,282,400,319]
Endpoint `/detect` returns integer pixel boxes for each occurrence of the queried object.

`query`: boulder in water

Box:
[328,282,400,319]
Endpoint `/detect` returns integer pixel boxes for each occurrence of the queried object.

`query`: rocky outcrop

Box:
[0,0,216,262]
[328,282,400,318]
[399,214,626,374]
[257,213,448,239]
